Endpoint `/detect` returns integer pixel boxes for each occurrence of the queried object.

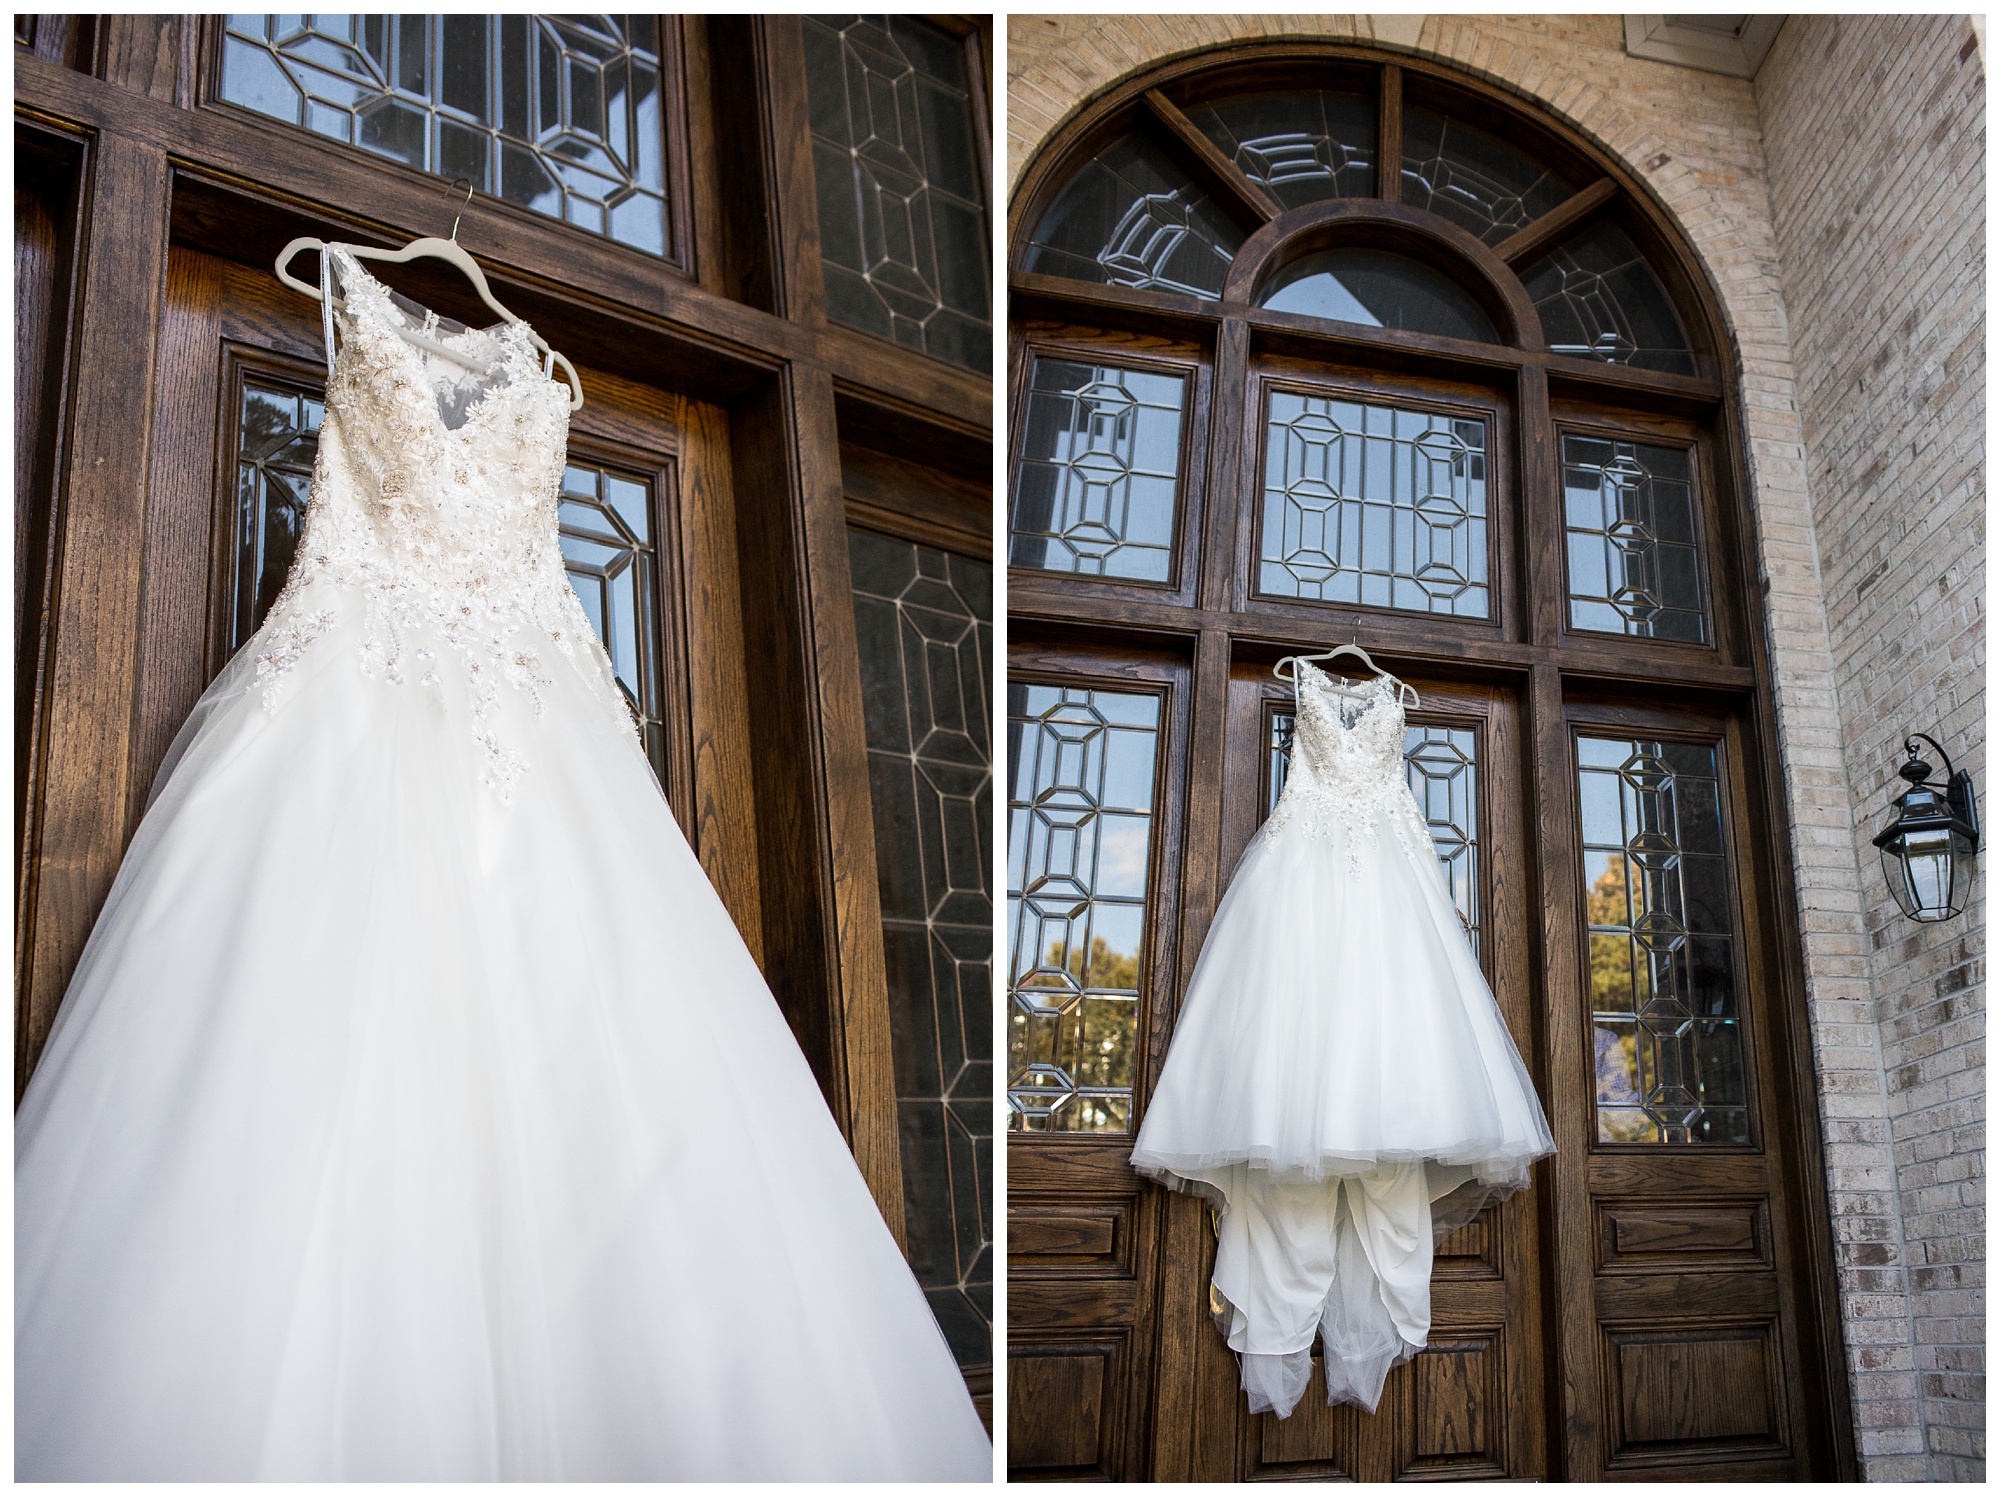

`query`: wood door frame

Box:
[12,16,995,1260]
[1003,38,1854,1482]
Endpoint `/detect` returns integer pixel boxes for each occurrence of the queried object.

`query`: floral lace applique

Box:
[1262,663,1432,873]
[249,245,636,801]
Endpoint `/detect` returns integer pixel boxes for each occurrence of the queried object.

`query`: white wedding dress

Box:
[15,247,991,1482]
[1129,661,1552,1419]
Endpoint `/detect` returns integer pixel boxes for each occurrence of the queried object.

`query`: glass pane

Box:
[1521,219,1695,374]
[1184,89,1376,208]
[1007,684,1161,1135]
[557,463,670,786]
[801,16,990,372]
[232,378,324,650]
[1258,391,1489,616]
[847,527,992,1379]
[1578,735,1747,1145]
[1400,104,1576,245]
[1270,714,1481,949]
[1258,248,1498,343]
[1010,356,1186,582]
[1563,434,1708,642]
[219,15,671,256]
[1025,132,1244,300]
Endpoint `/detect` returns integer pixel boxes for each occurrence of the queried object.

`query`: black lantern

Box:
[1872,734,1979,922]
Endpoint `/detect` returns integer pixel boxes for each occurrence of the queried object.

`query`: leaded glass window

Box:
[847,528,992,1377]
[1184,89,1376,208]
[556,463,669,783]
[1258,391,1489,616]
[802,16,990,371]
[1400,104,1576,245]
[218,15,670,255]
[1010,356,1186,582]
[231,378,323,652]
[1270,713,1481,946]
[1578,735,1747,1145]
[1563,435,1707,642]
[1024,133,1244,300]
[1006,684,1160,1133]
[1258,248,1499,343]
[1521,219,1695,374]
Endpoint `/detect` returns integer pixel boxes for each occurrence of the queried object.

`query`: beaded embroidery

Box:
[250,246,635,800]
[1262,661,1433,873]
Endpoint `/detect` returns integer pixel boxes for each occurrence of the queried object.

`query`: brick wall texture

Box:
[1007,13,1985,1480]
[1757,16,1987,1482]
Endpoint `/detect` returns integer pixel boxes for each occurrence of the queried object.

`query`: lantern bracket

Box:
[1876,732,1980,850]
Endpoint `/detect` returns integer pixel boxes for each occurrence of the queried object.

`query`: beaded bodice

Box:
[1263,661,1431,865]
[252,246,633,798]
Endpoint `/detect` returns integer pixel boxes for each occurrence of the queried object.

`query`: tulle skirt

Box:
[1130,808,1552,1417]
[16,580,992,1481]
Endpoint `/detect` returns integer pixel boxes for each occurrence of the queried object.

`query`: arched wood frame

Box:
[1004,39,1856,1485]
[1221,199,1543,349]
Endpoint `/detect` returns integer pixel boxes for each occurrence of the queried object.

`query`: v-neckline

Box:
[1299,661,1396,733]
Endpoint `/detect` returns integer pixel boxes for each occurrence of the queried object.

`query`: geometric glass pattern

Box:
[1184,89,1377,209]
[1258,391,1489,616]
[231,378,324,652]
[847,528,992,1377]
[1270,713,1481,948]
[1258,247,1499,343]
[1006,684,1160,1134]
[1009,356,1187,582]
[1024,132,1245,301]
[1577,735,1747,1145]
[557,463,669,786]
[803,16,990,371]
[1563,434,1707,642]
[220,16,670,254]
[1520,218,1696,375]
[1400,103,1576,246]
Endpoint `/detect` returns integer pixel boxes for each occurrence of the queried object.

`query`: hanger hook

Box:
[447,176,475,243]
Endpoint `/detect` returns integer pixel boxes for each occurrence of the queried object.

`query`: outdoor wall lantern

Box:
[1872,733,1979,922]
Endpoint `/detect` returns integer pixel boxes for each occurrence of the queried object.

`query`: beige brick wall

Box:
[1758,15,1986,1482]
[1007,13,1984,1479]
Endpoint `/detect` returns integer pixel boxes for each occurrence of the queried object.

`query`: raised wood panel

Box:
[1012,1207,1122,1265]
[1597,1197,1770,1274]
[1253,1362,1363,1478]
[1400,1330,1507,1480]
[1009,1341,1120,1476]
[1432,1205,1503,1281]
[1603,1321,1788,1466]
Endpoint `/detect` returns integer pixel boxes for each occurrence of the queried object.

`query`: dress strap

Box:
[319,246,340,376]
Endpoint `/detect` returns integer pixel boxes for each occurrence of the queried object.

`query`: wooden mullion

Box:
[1496,178,1618,267]
[19,131,172,1089]
[792,365,906,1243]
[93,13,185,104]
[1518,364,1564,649]
[1141,88,1280,230]
[1524,663,1597,1480]
[755,15,827,326]
[1377,63,1402,200]
[1199,317,1251,611]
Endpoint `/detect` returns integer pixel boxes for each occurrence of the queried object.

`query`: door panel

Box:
[1005,647,1190,1481]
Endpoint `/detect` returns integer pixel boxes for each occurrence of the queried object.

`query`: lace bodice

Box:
[1263,661,1431,866]
[253,246,633,798]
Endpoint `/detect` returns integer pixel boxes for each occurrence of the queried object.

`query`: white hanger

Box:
[1275,634,1421,707]
[273,179,585,411]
